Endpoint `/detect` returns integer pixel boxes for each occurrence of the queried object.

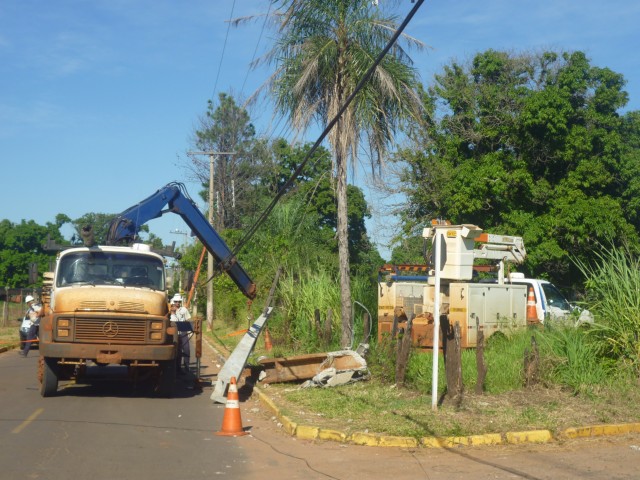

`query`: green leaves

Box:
[0,219,61,287]
[397,49,639,287]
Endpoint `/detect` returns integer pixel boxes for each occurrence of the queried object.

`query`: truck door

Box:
[540,282,572,322]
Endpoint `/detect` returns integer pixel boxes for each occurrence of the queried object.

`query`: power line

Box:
[211,0,237,102]
[240,1,272,98]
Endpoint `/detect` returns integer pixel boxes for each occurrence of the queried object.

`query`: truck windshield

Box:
[57,251,165,290]
[541,283,571,311]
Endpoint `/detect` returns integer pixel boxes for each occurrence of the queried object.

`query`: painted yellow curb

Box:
[563,422,640,439]
[254,388,279,417]
[318,428,347,442]
[350,432,380,446]
[280,415,297,436]
[379,435,419,448]
[296,425,319,440]
[506,429,553,444]
[422,433,503,448]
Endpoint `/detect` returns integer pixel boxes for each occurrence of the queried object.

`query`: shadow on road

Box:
[53,365,205,399]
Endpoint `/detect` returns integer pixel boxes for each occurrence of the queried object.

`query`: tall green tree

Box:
[261,139,381,269]
[191,93,262,230]
[396,50,639,287]
[262,0,422,346]
[0,219,62,287]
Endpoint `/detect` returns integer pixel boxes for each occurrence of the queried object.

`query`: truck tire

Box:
[40,357,59,397]
[156,360,176,397]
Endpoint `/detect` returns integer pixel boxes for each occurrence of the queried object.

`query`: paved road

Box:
[0,347,250,479]
[2,342,640,480]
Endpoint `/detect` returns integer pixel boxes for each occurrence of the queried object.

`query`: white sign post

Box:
[431,231,443,411]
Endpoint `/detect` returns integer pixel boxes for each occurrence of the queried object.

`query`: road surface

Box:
[1,341,640,479]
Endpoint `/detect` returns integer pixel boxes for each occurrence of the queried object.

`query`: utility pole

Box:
[188,151,236,330]
[170,229,189,291]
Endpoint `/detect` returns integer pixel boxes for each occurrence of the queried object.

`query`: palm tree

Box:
[263,0,423,347]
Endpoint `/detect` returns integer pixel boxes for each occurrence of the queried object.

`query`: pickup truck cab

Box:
[505,273,594,326]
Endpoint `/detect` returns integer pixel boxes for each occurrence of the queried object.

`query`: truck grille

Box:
[78,300,108,310]
[74,318,147,343]
[77,300,146,313]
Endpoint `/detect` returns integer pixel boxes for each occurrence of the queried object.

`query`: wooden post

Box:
[444,320,463,408]
[395,317,413,386]
[362,312,370,344]
[524,335,540,387]
[475,316,487,394]
[391,314,399,341]
[314,308,321,338]
[323,308,333,346]
[2,287,8,327]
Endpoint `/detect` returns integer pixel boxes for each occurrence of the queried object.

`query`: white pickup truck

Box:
[504,273,594,327]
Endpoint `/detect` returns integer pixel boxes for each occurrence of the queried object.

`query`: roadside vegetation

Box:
[225,246,640,439]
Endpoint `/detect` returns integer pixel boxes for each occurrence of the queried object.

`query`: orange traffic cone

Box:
[216,377,248,436]
[263,327,273,352]
[526,287,538,325]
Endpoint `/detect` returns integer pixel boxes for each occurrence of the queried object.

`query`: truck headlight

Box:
[57,329,70,337]
[150,332,162,340]
[151,321,163,330]
[58,319,70,327]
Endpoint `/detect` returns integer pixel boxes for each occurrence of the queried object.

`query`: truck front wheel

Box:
[156,360,176,397]
[40,357,59,397]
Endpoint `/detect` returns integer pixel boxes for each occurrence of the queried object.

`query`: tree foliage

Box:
[0,219,63,287]
[395,49,639,287]
[191,93,263,230]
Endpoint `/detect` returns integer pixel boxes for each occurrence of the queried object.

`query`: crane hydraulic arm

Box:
[473,232,526,264]
[105,182,256,299]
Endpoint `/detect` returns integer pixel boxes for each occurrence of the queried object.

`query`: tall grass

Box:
[575,245,640,371]
[539,325,616,394]
[373,326,618,396]
[276,265,341,352]
[400,330,540,395]
[273,265,380,353]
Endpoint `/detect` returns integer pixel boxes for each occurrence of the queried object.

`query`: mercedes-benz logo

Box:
[102,321,119,338]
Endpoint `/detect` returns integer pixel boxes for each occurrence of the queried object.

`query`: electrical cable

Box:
[249,431,342,480]
[240,1,272,98]
[211,0,237,102]
[351,300,373,350]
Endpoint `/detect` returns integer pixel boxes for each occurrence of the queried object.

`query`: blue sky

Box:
[1,0,639,260]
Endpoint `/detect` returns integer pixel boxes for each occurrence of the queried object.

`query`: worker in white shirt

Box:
[170,294,192,374]
[19,295,42,357]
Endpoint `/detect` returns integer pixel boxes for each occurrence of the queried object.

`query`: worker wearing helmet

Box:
[170,294,192,374]
[19,295,42,357]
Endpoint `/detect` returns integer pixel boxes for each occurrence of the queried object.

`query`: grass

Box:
[0,325,20,349]
[246,324,640,439]
[262,376,640,438]
[576,245,640,371]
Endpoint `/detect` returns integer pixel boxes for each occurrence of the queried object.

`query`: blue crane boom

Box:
[105,182,256,299]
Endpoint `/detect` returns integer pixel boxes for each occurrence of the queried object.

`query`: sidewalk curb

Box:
[205,336,640,449]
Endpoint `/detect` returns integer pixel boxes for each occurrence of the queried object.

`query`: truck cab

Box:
[39,243,177,397]
[505,273,594,326]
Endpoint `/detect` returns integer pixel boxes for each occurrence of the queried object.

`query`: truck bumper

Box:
[40,343,176,363]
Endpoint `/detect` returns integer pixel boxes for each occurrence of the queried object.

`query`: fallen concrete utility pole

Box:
[257,350,369,387]
[211,307,273,404]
